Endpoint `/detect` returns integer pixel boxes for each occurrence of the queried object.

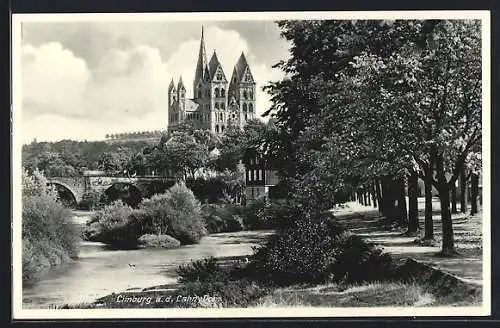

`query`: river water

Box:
[22,211,273,309]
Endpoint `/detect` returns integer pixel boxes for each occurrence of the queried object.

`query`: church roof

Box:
[232,52,254,83]
[208,51,226,81]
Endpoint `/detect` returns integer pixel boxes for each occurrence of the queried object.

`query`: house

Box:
[242,148,279,202]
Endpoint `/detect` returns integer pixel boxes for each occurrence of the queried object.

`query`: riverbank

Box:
[56,255,482,309]
[55,202,483,309]
[23,216,273,309]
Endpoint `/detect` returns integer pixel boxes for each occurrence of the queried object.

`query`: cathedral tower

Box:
[208,50,228,133]
[167,26,256,134]
[168,79,177,125]
[228,52,257,129]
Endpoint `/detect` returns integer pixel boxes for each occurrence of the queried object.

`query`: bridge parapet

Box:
[48,175,177,205]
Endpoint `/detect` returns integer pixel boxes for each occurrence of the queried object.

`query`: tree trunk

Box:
[471,172,479,215]
[375,178,382,210]
[367,190,372,206]
[371,181,378,208]
[380,176,393,218]
[406,171,419,236]
[460,168,467,213]
[397,178,408,227]
[424,167,434,240]
[384,176,398,222]
[451,181,458,213]
[435,152,456,255]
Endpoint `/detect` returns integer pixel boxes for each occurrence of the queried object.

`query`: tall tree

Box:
[265,20,481,255]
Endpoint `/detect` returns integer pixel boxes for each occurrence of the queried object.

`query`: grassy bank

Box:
[57,254,481,309]
[56,202,482,309]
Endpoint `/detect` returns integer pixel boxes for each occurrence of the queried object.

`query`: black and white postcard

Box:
[11,11,491,319]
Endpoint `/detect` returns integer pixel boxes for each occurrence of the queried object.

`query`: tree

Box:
[97,152,124,175]
[22,167,57,199]
[265,20,481,255]
[159,132,211,180]
[335,20,481,254]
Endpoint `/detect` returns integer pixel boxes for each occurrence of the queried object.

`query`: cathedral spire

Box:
[168,78,176,92]
[178,76,185,90]
[194,26,208,88]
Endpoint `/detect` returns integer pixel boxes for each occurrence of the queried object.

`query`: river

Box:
[22,211,273,309]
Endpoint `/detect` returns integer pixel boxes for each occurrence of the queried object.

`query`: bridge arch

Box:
[102,182,143,207]
[47,182,78,208]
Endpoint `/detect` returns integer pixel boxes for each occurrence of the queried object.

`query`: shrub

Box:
[82,201,142,247]
[137,234,181,248]
[175,257,270,307]
[22,167,58,199]
[22,187,79,284]
[138,182,206,244]
[251,208,396,285]
[251,213,347,285]
[186,172,244,204]
[201,203,245,233]
[178,279,270,308]
[331,234,397,283]
[186,177,226,203]
[242,198,274,230]
[177,257,225,283]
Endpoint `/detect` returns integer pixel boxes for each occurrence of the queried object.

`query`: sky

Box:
[18,19,291,144]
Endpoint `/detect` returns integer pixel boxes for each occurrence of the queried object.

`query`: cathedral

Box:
[167,27,256,134]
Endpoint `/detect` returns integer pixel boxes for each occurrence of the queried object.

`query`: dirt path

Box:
[333,200,483,287]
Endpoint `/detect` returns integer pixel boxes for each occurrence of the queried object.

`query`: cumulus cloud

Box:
[22,42,90,118]
[87,45,169,120]
[19,22,289,143]
[22,41,169,123]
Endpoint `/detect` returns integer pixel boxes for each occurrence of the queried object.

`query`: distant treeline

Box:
[105,130,166,141]
[22,139,155,177]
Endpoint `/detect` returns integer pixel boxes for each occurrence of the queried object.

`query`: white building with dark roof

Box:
[167,26,256,134]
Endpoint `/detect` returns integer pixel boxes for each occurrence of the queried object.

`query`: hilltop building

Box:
[168,26,257,134]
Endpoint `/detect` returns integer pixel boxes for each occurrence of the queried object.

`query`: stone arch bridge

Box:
[47,174,176,206]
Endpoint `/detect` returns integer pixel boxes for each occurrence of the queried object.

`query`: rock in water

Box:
[137,234,181,248]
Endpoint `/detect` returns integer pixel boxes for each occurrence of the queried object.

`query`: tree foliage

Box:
[264,19,482,254]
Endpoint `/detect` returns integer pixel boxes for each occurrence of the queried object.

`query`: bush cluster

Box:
[82,182,206,246]
[138,182,206,244]
[83,201,142,247]
[201,198,279,233]
[177,257,225,283]
[201,204,245,233]
[22,168,79,285]
[251,209,396,285]
[176,257,270,307]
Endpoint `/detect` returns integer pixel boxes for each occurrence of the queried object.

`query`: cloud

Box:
[22,42,170,123]
[88,45,169,120]
[22,42,90,118]
[21,111,167,143]
[19,23,289,143]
